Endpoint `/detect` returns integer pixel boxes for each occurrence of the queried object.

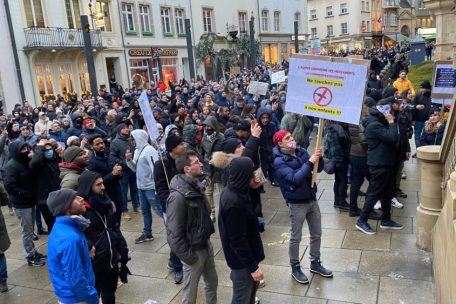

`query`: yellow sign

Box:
[305,104,342,116]
[307,77,343,88]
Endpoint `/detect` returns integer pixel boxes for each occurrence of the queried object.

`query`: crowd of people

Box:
[0,54,448,304]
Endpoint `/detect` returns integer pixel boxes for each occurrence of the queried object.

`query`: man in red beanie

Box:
[272,130,333,284]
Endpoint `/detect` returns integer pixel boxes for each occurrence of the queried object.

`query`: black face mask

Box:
[75,119,83,126]
[19,151,30,162]
[206,127,215,135]
[89,192,112,215]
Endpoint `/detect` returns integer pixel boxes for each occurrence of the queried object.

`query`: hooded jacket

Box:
[362,108,399,167]
[257,107,277,169]
[273,146,324,203]
[29,145,61,203]
[218,157,265,272]
[166,174,215,265]
[201,116,225,182]
[59,162,85,190]
[109,124,134,172]
[128,130,159,190]
[78,171,129,273]
[66,113,83,137]
[3,141,36,208]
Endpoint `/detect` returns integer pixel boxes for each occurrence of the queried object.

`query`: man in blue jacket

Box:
[273,130,333,284]
[46,189,99,304]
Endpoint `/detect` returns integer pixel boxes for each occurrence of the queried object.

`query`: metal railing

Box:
[383,0,400,8]
[24,27,103,48]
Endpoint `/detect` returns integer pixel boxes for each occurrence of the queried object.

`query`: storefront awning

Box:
[423,33,437,40]
[385,33,408,42]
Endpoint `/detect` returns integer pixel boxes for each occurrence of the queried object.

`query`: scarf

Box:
[206,132,217,143]
[70,215,91,231]
[424,121,441,134]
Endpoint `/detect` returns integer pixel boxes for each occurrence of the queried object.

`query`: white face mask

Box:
[286,140,297,150]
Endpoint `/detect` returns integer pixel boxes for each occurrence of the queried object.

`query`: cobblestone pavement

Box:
[0,156,434,304]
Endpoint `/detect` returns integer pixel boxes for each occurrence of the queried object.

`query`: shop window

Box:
[130,59,149,89]
[58,64,74,96]
[23,0,45,27]
[281,43,288,61]
[78,63,91,94]
[65,0,81,29]
[262,45,271,63]
[94,1,112,31]
[35,64,54,101]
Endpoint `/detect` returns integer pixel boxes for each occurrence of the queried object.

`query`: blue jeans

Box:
[120,171,139,212]
[0,254,6,283]
[230,268,259,304]
[138,189,163,236]
[414,120,425,148]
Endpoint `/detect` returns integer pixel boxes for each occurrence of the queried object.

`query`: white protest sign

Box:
[432,61,455,99]
[285,57,368,125]
[248,81,269,95]
[138,90,160,141]
[271,71,286,84]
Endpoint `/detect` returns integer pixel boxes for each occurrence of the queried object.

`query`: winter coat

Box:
[48,131,69,147]
[324,123,351,165]
[59,162,85,190]
[166,174,215,265]
[34,119,53,136]
[218,157,264,272]
[420,121,445,146]
[367,78,383,90]
[273,146,324,204]
[280,113,313,149]
[3,141,37,208]
[412,93,432,122]
[348,124,368,157]
[66,113,83,137]
[0,204,11,253]
[395,110,413,160]
[201,116,224,182]
[47,216,98,304]
[128,130,160,190]
[29,146,61,203]
[0,135,10,180]
[153,153,178,212]
[362,108,399,167]
[257,107,277,170]
[81,127,108,140]
[109,130,134,172]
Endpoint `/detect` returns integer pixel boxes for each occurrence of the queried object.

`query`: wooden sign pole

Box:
[312,118,325,188]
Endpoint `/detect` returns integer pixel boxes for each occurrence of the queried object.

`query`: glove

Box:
[119,264,131,283]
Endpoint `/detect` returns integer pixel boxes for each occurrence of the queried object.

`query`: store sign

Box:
[128,48,178,57]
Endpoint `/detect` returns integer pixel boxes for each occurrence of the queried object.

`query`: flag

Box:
[138,90,160,141]
[377,17,382,24]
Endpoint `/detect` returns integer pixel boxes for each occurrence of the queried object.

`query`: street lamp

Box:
[88,0,95,29]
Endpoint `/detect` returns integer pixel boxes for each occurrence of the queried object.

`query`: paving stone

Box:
[307,271,379,304]
[256,290,327,303]
[327,301,356,304]
[128,251,172,279]
[374,216,413,234]
[390,233,431,254]
[0,286,55,304]
[319,189,335,201]
[169,284,232,304]
[262,198,288,212]
[304,247,361,273]
[321,213,360,231]
[8,263,51,289]
[269,211,291,227]
[125,233,168,253]
[391,201,419,218]
[116,275,182,303]
[260,264,312,297]
[321,229,346,248]
[378,277,435,304]
[318,200,339,214]
[5,258,27,273]
[342,231,391,251]
[359,251,433,281]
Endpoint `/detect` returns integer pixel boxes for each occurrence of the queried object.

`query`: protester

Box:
[0,190,10,292]
[393,70,415,96]
[59,146,88,190]
[420,107,445,146]
[413,80,433,149]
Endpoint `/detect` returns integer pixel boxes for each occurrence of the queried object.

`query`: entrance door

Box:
[105,57,119,92]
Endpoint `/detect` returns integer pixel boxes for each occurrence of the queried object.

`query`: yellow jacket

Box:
[393,78,415,96]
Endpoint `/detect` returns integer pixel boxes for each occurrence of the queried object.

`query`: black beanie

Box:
[223,138,242,154]
[420,80,432,90]
[47,189,78,216]
[364,96,376,108]
[165,135,184,152]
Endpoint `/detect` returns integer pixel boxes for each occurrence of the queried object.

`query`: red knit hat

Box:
[82,117,95,127]
[273,130,289,145]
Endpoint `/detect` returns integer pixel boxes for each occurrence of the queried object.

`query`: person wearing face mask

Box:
[273,130,333,284]
[29,139,61,234]
[412,80,433,150]
[66,113,84,137]
[78,171,130,304]
[4,141,46,267]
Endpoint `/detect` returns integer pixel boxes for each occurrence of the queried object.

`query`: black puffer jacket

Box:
[29,145,61,203]
[3,141,36,208]
[166,174,215,265]
[257,107,277,172]
[153,153,178,213]
[363,108,399,167]
[78,171,129,273]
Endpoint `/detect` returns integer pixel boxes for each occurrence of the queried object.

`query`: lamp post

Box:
[88,0,95,29]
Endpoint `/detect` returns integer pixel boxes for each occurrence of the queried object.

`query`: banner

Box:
[271,70,286,84]
[248,81,269,95]
[285,57,368,125]
[138,91,160,141]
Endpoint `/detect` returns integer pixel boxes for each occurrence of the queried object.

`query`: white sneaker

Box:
[374,200,382,210]
[391,197,404,209]
[255,297,260,304]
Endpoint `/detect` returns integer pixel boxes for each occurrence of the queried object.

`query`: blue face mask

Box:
[230,84,235,90]
[44,149,54,160]
[280,96,286,102]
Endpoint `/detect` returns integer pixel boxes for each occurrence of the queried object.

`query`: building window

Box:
[35,64,54,98]
[311,27,317,39]
[139,5,151,34]
[390,13,398,26]
[361,1,365,11]
[94,1,112,31]
[203,8,213,33]
[327,25,333,37]
[366,1,370,11]
[273,11,280,32]
[418,0,425,9]
[23,0,45,27]
[65,0,81,29]
[238,12,247,33]
[175,8,185,35]
[58,64,74,95]
[261,10,269,31]
[340,3,348,14]
[122,3,135,32]
[310,9,317,20]
[326,6,333,17]
[341,22,348,35]
[367,20,370,31]
[294,12,301,32]
[384,13,388,26]
[161,7,172,35]
[78,63,90,93]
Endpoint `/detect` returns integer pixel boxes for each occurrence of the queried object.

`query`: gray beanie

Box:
[47,189,77,216]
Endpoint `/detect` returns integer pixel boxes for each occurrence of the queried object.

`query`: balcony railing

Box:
[24,27,103,49]
[383,0,400,8]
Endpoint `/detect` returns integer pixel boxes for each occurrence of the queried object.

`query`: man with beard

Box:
[78,171,130,304]
[110,123,139,220]
[412,80,432,149]
[81,117,108,140]
[59,146,89,190]
[88,135,123,223]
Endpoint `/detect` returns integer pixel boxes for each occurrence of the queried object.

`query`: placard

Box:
[432,60,455,99]
[285,55,369,125]
[230,66,241,75]
[310,39,321,55]
[138,91,160,141]
[271,70,286,84]
[248,81,269,95]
